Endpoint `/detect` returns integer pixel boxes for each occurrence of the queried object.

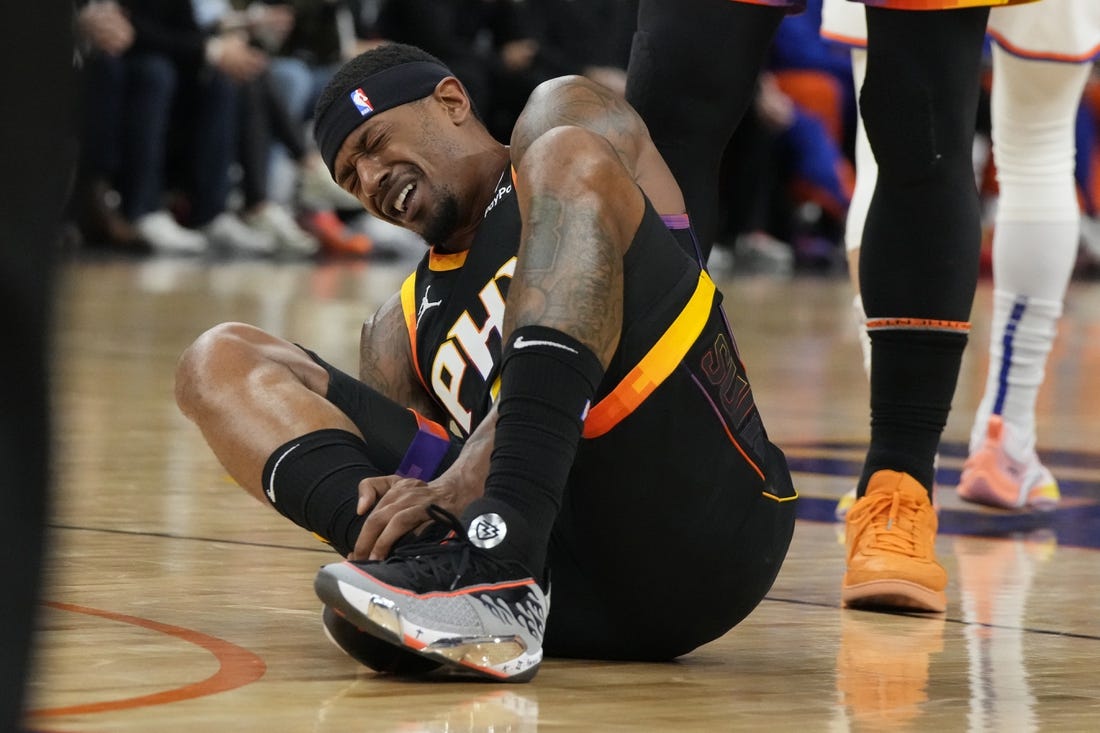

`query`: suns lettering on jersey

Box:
[430,258,517,433]
[700,332,753,427]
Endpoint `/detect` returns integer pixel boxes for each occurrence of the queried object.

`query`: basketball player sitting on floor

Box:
[174,43,797,682]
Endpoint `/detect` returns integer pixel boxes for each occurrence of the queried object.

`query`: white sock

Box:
[969,49,1090,458]
[971,288,1062,458]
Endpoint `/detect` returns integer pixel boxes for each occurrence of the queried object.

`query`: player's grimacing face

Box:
[333,102,462,244]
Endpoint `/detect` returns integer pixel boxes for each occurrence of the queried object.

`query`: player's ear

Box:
[434,77,473,124]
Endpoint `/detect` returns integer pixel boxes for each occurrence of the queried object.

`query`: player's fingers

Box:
[370,506,429,561]
[356,476,387,515]
[369,477,427,514]
[350,502,391,561]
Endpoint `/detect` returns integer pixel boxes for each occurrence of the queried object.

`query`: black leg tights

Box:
[625,0,784,260]
[1,4,70,729]
[857,7,990,495]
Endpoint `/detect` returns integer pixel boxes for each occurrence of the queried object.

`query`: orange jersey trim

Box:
[728,0,805,9]
[855,0,1037,8]
[409,408,449,439]
[583,271,716,439]
[865,317,971,333]
[399,272,431,394]
[988,29,1100,65]
[428,248,469,271]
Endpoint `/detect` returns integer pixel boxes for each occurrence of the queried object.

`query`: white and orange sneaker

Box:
[957,416,1059,511]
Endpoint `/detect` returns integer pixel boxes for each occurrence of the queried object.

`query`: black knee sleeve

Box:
[860,61,941,182]
[860,7,989,183]
[261,428,381,556]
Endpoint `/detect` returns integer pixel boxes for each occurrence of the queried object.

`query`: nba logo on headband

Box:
[317,61,453,176]
[350,88,373,116]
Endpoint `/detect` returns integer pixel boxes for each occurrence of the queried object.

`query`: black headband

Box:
[315,61,452,177]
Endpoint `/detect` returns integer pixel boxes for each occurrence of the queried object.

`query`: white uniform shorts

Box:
[821,0,1100,63]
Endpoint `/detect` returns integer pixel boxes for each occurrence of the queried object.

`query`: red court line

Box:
[30,601,266,718]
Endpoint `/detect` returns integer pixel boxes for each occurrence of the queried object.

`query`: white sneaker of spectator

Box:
[134,211,208,255]
[203,211,277,255]
[732,231,794,276]
[245,202,320,257]
[298,154,362,211]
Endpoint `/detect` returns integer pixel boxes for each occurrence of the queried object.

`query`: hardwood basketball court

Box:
[26,253,1100,731]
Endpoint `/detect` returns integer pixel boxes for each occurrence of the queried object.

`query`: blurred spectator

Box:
[376,0,530,141]
[74,0,870,264]
[234,67,322,256]
[718,71,853,274]
[770,0,856,154]
[110,0,272,254]
[717,0,855,273]
[515,0,637,96]
[213,1,319,256]
[263,0,381,255]
[462,0,638,141]
[72,1,148,252]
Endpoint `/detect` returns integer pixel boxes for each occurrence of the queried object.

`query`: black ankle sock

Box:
[261,428,382,556]
[463,326,605,574]
[857,329,968,497]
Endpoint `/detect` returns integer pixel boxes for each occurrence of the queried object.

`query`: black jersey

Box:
[399,171,520,438]
[316,172,791,657]
[399,171,767,473]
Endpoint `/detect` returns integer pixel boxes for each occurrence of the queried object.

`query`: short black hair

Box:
[314,43,452,124]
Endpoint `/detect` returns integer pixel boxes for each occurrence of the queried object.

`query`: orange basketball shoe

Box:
[842,470,947,613]
[836,612,945,728]
[957,416,1060,511]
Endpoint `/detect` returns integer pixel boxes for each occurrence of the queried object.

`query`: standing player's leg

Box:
[0,3,72,729]
[958,48,1091,510]
[625,0,787,261]
[843,47,874,377]
[843,6,990,613]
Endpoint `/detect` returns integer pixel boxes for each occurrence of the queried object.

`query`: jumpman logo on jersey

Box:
[416,286,443,327]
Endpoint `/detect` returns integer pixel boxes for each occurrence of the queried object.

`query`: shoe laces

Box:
[850,489,934,560]
[385,505,500,592]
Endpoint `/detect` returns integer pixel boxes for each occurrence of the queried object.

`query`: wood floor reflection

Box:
[28,254,1100,732]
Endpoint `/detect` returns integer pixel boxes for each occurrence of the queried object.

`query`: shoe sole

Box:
[321,605,444,675]
[842,579,946,613]
[957,470,1023,510]
[958,471,1060,512]
[314,565,541,682]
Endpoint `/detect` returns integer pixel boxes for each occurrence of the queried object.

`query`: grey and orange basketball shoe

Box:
[315,505,548,682]
[321,605,443,675]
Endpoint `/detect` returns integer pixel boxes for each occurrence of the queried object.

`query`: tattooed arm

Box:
[505,76,677,365]
[358,291,444,423]
[510,75,685,216]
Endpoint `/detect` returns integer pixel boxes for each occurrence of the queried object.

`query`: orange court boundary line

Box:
[30,601,266,718]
